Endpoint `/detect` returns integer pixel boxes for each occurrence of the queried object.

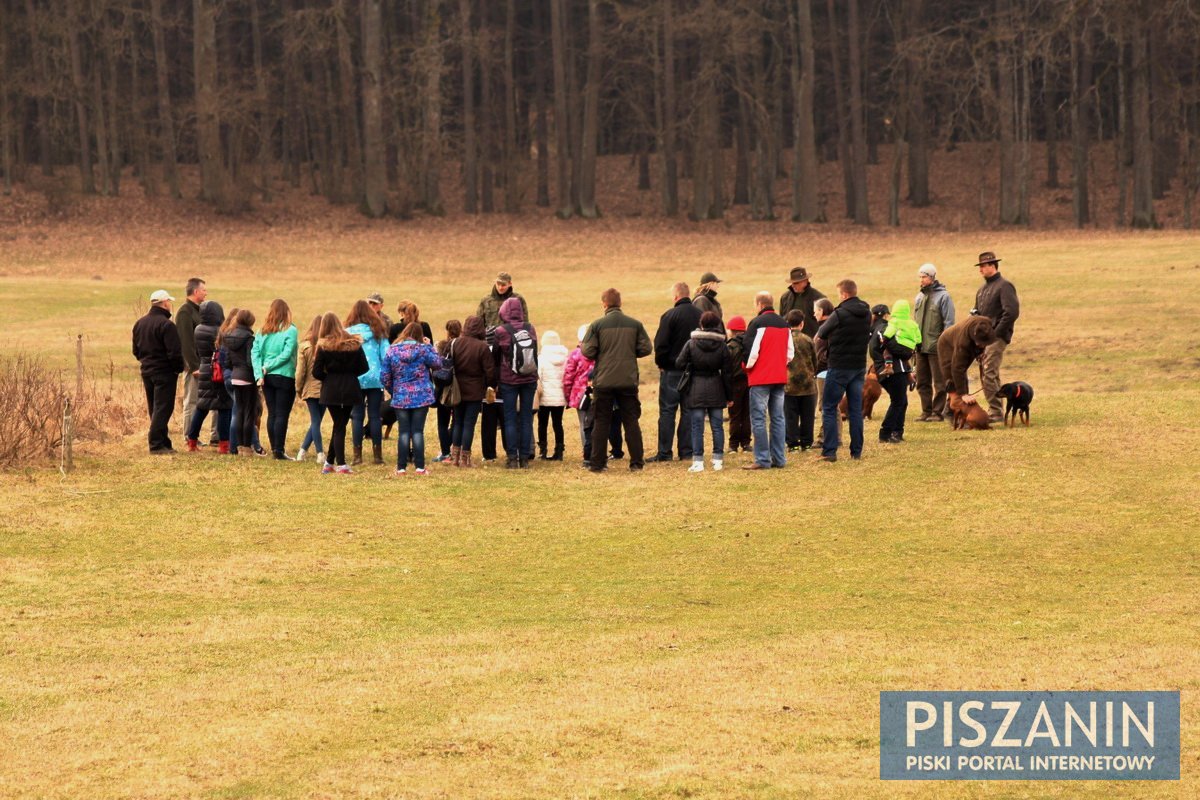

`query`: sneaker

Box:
[889,432,904,443]
[295,448,307,461]
[336,464,353,474]
[321,463,335,474]
[414,468,429,476]
[253,445,268,457]
[394,468,407,477]
[315,452,325,464]
[712,458,723,471]
[688,461,705,473]
[431,453,450,463]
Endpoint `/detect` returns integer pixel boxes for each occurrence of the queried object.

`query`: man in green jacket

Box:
[174,277,209,442]
[972,251,1020,423]
[476,272,529,330]
[581,288,653,472]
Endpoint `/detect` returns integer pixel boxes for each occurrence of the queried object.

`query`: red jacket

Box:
[742,309,794,387]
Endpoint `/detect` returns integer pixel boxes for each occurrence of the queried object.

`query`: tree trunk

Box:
[66,0,94,194]
[0,3,11,195]
[1043,51,1059,188]
[103,12,123,195]
[335,0,364,205]
[996,0,1020,225]
[479,0,494,213]
[150,0,179,197]
[1129,15,1157,228]
[281,0,302,188]
[846,0,870,224]
[1069,9,1091,226]
[193,0,224,203]
[576,0,601,218]
[660,0,678,215]
[25,0,54,177]
[361,0,386,217]
[826,0,853,217]
[549,0,572,216]
[733,98,750,205]
[503,0,519,213]
[531,0,550,207]
[93,68,112,196]
[905,0,929,206]
[129,14,155,195]
[250,0,272,202]
[460,0,477,213]
[790,0,820,222]
[1115,29,1129,226]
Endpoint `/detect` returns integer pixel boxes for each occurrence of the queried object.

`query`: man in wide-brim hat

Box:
[778,266,827,339]
[970,251,1020,422]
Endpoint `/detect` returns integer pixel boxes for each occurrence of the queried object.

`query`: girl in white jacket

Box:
[536,330,570,460]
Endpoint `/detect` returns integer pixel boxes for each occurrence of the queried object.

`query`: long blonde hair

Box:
[261,298,292,334]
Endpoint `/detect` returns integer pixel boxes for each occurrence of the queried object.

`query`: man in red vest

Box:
[741,291,793,470]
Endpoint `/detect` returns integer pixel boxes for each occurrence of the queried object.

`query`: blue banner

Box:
[880,691,1180,780]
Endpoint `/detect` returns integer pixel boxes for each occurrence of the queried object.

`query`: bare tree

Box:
[361,0,386,216]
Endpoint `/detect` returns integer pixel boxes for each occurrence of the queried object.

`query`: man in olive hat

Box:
[778,266,826,338]
[476,272,529,330]
[971,251,1019,423]
[693,272,723,319]
[366,291,394,330]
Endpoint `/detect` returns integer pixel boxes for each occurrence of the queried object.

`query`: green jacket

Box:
[252,325,299,380]
[175,299,203,372]
[580,307,652,389]
[882,299,922,353]
[786,330,818,396]
[476,287,528,330]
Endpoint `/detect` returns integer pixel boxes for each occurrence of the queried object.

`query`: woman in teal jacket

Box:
[345,299,389,465]
[252,298,300,460]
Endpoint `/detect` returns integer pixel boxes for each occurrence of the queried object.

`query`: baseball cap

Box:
[699,271,721,285]
[149,289,175,303]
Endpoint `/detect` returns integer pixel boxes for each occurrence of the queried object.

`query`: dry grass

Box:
[0,223,1198,798]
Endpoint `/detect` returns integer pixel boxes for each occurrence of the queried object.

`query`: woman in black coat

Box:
[185,300,233,452]
[675,311,736,472]
[222,309,258,455]
[313,312,369,473]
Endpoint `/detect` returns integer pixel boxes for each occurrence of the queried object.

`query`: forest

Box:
[0,0,1197,227]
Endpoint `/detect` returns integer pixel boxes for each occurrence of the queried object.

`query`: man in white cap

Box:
[132,290,185,454]
[911,263,955,422]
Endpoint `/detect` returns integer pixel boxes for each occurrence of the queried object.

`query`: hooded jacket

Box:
[562,346,595,409]
[974,272,1019,344]
[346,323,387,390]
[251,324,299,381]
[870,317,914,375]
[476,286,529,330]
[936,316,996,395]
[451,316,496,402]
[692,288,723,320]
[743,307,793,387]
[786,329,818,396]
[195,301,232,411]
[222,325,255,383]
[381,339,442,409]
[816,296,872,371]
[537,331,570,407]
[675,329,735,408]
[295,339,323,401]
[313,338,369,407]
[132,305,184,378]
[654,297,703,370]
[778,283,827,338]
[581,306,653,390]
[882,299,923,353]
[912,280,955,354]
[493,296,538,385]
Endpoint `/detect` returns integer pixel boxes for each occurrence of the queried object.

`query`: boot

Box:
[372,443,383,465]
[352,445,363,466]
[450,445,461,466]
[518,455,529,469]
[549,443,564,461]
[217,440,230,455]
[461,450,473,468]
[185,438,199,452]
[538,441,548,460]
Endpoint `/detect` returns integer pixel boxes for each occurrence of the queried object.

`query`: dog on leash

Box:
[839,366,883,420]
[998,381,1035,426]
[947,392,991,430]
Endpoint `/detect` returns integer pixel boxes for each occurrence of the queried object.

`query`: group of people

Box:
[131,252,1019,474]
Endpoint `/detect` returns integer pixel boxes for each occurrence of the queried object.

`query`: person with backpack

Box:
[251,298,299,460]
[449,315,496,467]
[675,311,735,472]
[381,322,444,475]
[493,296,538,468]
[185,300,232,453]
[345,300,389,466]
[536,330,569,460]
[313,312,370,474]
[724,315,752,453]
[294,315,325,463]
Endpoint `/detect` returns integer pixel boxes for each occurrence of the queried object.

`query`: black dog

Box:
[997,381,1034,427]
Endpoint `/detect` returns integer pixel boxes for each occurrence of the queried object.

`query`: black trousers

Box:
[479,401,510,460]
[537,406,565,454]
[879,373,909,440]
[589,387,643,470]
[785,393,817,449]
[234,384,258,452]
[142,372,178,452]
[326,404,354,465]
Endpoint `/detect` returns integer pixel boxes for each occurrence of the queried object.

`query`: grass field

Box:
[1,221,1198,798]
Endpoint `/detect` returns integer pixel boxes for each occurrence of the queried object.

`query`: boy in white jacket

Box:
[536,330,570,460]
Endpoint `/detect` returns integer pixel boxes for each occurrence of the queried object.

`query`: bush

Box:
[0,352,140,469]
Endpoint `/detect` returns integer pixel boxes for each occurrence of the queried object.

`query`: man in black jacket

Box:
[132,290,185,454]
[175,277,210,443]
[778,266,826,337]
[815,279,872,462]
[649,282,701,462]
[972,251,1020,423]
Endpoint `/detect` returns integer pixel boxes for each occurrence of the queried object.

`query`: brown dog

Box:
[839,367,884,420]
[947,392,991,430]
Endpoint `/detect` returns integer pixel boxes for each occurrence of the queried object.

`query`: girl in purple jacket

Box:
[380,322,443,475]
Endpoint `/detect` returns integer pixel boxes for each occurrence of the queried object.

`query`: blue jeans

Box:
[451,401,482,450]
[500,382,536,459]
[690,407,725,460]
[749,384,786,467]
[396,406,430,469]
[187,406,231,442]
[301,398,325,455]
[656,369,691,459]
[352,387,383,448]
[822,368,865,458]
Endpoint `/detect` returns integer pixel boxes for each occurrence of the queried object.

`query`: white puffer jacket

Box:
[538,331,570,407]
